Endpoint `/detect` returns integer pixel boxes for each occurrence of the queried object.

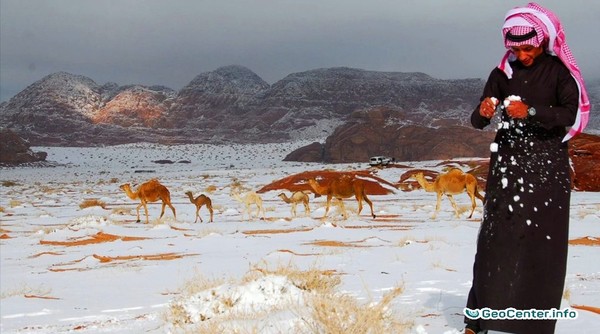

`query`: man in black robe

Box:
[464,3,590,334]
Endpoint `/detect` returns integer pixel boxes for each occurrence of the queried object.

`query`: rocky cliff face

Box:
[284,106,496,163]
[1,66,598,148]
[569,133,600,191]
[0,128,47,165]
[0,66,487,146]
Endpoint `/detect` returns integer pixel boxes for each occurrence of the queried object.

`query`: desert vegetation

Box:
[165,262,409,333]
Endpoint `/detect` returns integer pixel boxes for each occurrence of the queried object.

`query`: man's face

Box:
[510,45,544,67]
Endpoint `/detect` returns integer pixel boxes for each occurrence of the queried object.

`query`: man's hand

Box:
[479,97,498,119]
[505,100,529,119]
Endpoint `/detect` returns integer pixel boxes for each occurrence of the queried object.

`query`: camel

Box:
[185,191,214,223]
[119,179,176,224]
[231,190,265,220]
[412,169,484,219]
[307,175,376,219]
[277,191,310,217]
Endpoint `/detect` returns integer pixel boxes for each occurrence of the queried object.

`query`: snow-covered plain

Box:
[1,141,599,333]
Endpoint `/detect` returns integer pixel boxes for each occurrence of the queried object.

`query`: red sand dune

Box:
[29,251,64,258]
[242,227,314,235]
[568,236,600,246]
[24,294,61,300]
[40,232,148,247]
[571,304,600,315]
[303,240,371,248]
[257,170,396,195]
[92,252,198,263]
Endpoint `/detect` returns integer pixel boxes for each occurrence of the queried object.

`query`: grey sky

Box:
[1,0,599,102]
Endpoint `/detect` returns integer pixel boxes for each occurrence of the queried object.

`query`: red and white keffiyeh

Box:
[498,2,590,142]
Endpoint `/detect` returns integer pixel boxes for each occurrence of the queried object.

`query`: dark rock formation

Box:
[0,128,47,165]
[569,133,600,191]
[1,66,598,149]
[0,67,487,146]
[285,107,496,163]
[283,142,325,162]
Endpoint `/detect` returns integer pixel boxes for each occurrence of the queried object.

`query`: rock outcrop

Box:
[0,128,47,165]
[285,107,496,163]
[569,133,600,191]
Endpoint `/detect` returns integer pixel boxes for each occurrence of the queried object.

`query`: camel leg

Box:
[135,203,143,223]
[143,202,150,224]
[355,194,363,215]
[324,195,332,218]
[446,194,460,218]
[159,202,166,219]
[169,203,176,220]
[195,207,202,223]
[245,203,251,220]
[208,206,214,223]
[362,192,376,219]
[338,199,348,219]
[468,191,477,218]
[434,193,442,219]
[291,203,297,217]
[303,200,310,216]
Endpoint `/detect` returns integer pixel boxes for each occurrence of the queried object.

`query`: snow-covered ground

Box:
[1,142,598,333]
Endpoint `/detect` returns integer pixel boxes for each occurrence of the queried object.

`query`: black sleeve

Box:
[471,69,504,129]
[528,64,579,130]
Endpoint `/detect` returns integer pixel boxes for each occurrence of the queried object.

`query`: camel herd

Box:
[118,168,484,224]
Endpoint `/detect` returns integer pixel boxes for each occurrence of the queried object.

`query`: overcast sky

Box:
[1,0,599,102]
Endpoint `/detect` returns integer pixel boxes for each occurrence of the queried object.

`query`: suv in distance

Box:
[369,156,393,167]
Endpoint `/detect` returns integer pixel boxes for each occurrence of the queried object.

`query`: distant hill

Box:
[1,65,597,155]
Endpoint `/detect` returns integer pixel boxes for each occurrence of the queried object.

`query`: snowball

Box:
[490,143,499,152]
[503,95,521,108]
[513,195,520,202]
[501,178,508,189]
[526,220,532,226]
[490,97,499,105]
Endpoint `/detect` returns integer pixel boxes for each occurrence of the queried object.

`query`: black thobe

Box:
[466,53,579,334]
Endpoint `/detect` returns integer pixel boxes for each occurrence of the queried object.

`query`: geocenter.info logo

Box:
[464,307,578,320]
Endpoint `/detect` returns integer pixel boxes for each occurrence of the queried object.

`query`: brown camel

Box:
[185,191,214,223]
[277,191,310,217]
[412,169,484,219]
[119,179,176,223]
[307,175,376,219]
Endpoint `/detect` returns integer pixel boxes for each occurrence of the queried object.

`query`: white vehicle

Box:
[369,156,393,167]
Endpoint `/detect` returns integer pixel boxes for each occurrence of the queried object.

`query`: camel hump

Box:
[445,168,465,174]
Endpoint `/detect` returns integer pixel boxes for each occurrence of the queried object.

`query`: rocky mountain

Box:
[0,66,487,146]
[1,66,598,149]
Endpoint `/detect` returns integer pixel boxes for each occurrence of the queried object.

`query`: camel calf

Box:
[185,191,214,223]
[119,179,176,223]
[278,191,310,217]
[231,190,265,220]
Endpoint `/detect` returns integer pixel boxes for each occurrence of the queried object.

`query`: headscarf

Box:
[498,2,590,142]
